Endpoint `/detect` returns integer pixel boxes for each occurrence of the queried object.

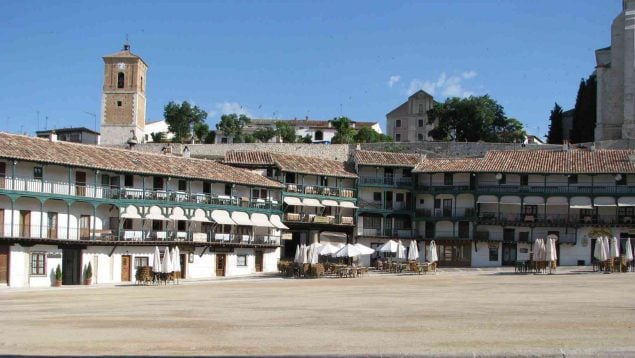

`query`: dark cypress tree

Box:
[570,74,597,143]
[546,103,564,144]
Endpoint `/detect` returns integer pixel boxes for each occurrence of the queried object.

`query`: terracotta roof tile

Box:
[413,157,482,172]
[354,150,423,167]
[224,151,275,165]
[0,132,283,188]
[273,154,357,178]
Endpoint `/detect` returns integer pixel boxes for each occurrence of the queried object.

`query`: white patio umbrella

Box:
[593,237,604,261]
[318,243,340,256]
[161,247,173,273]
[532,238,542,261]
[603,237,611,261]
[397,241,407,261]
[354,243,375,255]
[172,246,181,283]
[427,240,438,263]
[624,238,633,262]
[377,239,399,253]
[152,246,161,273]
[545,238,557,262]
[307,242,321,264]
[294,245,301,263]
[610,237,620,259]
[598,237,609,262]
[334,243,362,258]
[408,240,419,261]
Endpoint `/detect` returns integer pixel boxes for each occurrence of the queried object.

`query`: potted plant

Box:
[55,264,62,287]
[84,262,93,285]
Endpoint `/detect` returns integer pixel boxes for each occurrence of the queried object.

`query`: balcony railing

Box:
[284,183,356,198]
[476,184,635,195]
[0,176,281,210]
[358,200,412,211]
[284,213,354,225]
[415,208,476,219]
[477,213,634,226]
[474,231,577,244]
[359,176,413,187]
[416,185,472,192]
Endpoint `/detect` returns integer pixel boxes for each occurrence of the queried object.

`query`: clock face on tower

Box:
[117,62,126,70]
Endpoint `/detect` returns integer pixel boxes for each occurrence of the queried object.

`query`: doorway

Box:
[0,245,9,284]
[62,248,81,285]
[502,243,517,266]
[19,210,31,238]
[121,255,131,282]
[177,253,186,279]
[75,171,86,196]
[215,254,226,277]
[255,250,263,272]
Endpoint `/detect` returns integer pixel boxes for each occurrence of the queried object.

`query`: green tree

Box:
[150,132,166,143]
[164,101,208,143]
[275,121,296,143]
[193,122,210,143]
[330,116,356,144]
[253,127,276,143]
[299,134,313,143]
[570,74,597,143]
[546,103,564,144]
[427,95,524,143]
[215,113,251,142]
[353,126,392,143]
[204,130,216,144]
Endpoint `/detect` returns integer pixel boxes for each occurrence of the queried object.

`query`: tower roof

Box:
[103,43,148,66]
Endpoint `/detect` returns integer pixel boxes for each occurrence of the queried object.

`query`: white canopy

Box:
[339,201,358,209]
[211,210,235,225]
[231,211,254,226]
[546,197,568,206]
[307,243,321,264]
[283,196,303,206]
[377,239,399,253]
[321,199,339,207]
[397,241,407,260]
[152,246,161,272]
[427,240,438,263]
[545,238,558,262]
[625,239,633,262]
[570,197,593,209]
[594,197,616,207]
[302,198,324,207]
[477,195,498,204]
[190,208,211,222]
[354,243,375,255]
[500,196,521,205]
[618,197,635,207]
[334,243,362,258]
[250,213,275,228]
[161,246,173,273]
[121,205,141,219]
[408,240,419,261]
[169,207,188,221]
[523,196,544,205]
[318,243,340,256]
[269,215,289,229]
[610,237,620,258]
[173,246,181,273]
[145,206,166,220]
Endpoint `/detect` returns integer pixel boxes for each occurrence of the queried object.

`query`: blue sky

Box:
[0,0,621,138]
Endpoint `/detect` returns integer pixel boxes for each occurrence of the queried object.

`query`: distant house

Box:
[525,134,545,145]
[143,119,174,143]
[386,90,436,142]
[36,127,100,145]
[215,117,383,144]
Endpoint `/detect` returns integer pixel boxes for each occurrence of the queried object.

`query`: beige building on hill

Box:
[386,90,436,142]
[100,43,148,146]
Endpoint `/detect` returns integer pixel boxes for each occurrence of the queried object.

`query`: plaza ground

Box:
[0,267,634,357]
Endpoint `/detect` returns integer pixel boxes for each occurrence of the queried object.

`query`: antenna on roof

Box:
[123,34,130,51]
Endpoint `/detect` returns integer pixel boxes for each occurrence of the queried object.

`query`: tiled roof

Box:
[273,154,357,178]
[354,150,423,167]
[413,150,635,174]
[0,132,283,188]
[248,118,378,129]
[224,151,275,165]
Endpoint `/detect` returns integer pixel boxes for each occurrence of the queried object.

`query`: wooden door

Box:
[215,254,226,277]
[62,249,81,285]
[47,212,58,239]
[0,209,4,237]
[19,210,30,238]
[502,243,517,266]
[178,254,186,279]
[0,162,5,189]
[75,171,86,196]
[0,245,9,284]
[79,215,91,240]
[121,255,131,281]
[255,251,263,272]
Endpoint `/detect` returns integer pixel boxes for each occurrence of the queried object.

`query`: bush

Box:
[85,262,92,279]
[55,264,62,281]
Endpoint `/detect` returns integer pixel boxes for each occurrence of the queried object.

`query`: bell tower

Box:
[100,43,148,145]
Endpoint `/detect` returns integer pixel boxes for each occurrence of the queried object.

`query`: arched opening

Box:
[117,72,125,89]
[314,131,323,141]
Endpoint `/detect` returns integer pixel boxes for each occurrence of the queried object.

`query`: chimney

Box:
[49,131,57,142]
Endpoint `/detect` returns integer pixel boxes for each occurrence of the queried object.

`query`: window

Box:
[33,166,43,180]
[225,184,232,196]
[31,253,46,276]
[418,119,424,127]
[314,131,323,141]
[418,104,424,114]
[419,198,424,205]
[237,255,247,266]
[403,168,412,177]
[498,174,506,184]
[520,175,529,186]
[568,174,578,184]
[373,192,382,202]
[117,72,125,88]
[153,176,164,190]
[0,162,5,177]
[117,101,122,107]
[152,220,163,231]
[177,220,186,231]
[221,137,228,144]
[203,182,211,194]
[47,212,58,239]
[69,134,80,142]
[140,76,143,91]
[395,119,401,128]
[101,174,110,187]
[518,232,529,242]
[503,228,515,242]
[418,133,423,141]
[489,247,499,262]
[285,172,296,184]
[444,173,453,185]
[134,256,149,268]
[178,179,187,191]
[617,174,627,186]
[395,193,404,202]
[523,205,538,215]
[425,222,435,238]
[320,176,328,187]
[395,134,401,142]
[124,174,133,187]
[123,219,132,230]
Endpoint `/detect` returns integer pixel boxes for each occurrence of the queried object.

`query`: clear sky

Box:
[0,0,622,139]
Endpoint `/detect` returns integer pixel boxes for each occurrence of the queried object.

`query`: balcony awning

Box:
[250,213,275,228]
[476,195,498,204]
[570,197,592,209]
[211,210,235,225]
[339,201,358,209]
[322,199,339,207]
[270,215,289,229]
[594,196,616,206]
[283,196,304,206]
[523,196,544,205]
[121,205,141,219]
[169,207,188,221]
[231,211,254,226]
[618,197,635,207]
[302,198,324,207]
[145,206,166,220]
[546,197,568,206]
[500,196,521,205]
[190,208,211,222]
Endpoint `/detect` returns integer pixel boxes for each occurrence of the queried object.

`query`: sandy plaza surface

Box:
[0,267,634,357]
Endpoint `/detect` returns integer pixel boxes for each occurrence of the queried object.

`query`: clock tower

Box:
[100,43,148,145]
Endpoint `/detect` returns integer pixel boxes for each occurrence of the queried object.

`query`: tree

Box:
[275,121,296,143]
[330,116,356,144]
[204,130,216,144]
[546,103,564,144]
[570,74,597,143]
[427,95,525,143]
[215,113,251,142]
[193,122,210,143]
[150,132,166,143]
[299,134,313,143]
[353,126,391,143]
[243,134,256,143]
[253,127,276,143]
[164,101,208,143]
